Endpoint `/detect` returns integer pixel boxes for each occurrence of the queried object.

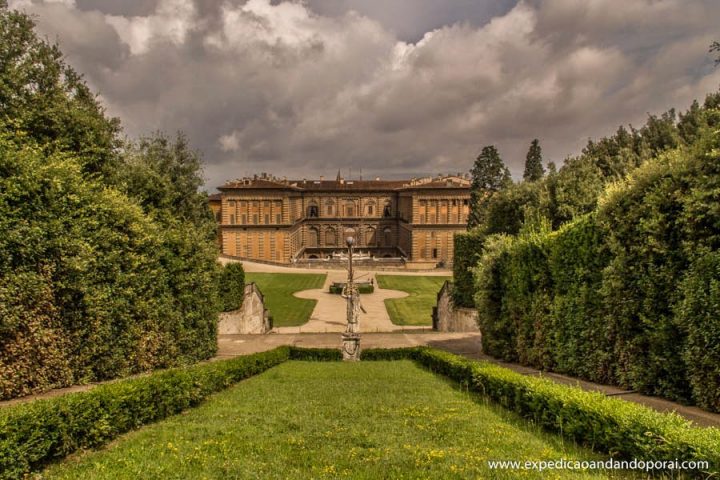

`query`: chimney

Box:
[319,175,324,181]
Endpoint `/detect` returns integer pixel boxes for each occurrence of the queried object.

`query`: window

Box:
[308,227,319,247]
[365,228,376,246]
[276,214,282,224]
[308,205,318,218]
[432,248,438,259]
[326,228,337,246]
[241,214,247,224]
[253,214,259,224]
[230,214,235,225]
[383,204,392,217]
[264,214,270,224]
[383,227,392,246]
[347,207,354,217]
[367,205,374,215]
[463,199,469,206]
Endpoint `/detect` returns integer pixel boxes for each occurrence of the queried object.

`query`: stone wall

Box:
[218,283,271,334]
[432,281,480,333]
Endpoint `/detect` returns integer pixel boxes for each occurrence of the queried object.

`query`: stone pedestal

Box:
[341,333,361,361]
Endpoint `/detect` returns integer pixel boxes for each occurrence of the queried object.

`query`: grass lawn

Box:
[376,275,452,326]
[244,272,326,327]
[43,361,630,480]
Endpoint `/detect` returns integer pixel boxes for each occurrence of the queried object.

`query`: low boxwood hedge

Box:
[328,283,374,294]
[0,347,290,480]
[411,348,720,477]
[3,346,718,478]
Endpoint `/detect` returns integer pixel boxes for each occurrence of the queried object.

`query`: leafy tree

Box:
[523,139,544,182]
[0,4,120,175]
[711,40,720,65]
[468,145,511,228]
[116,132,215,234]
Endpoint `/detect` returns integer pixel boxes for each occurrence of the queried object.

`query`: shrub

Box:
[676,250,720,412]
[413,348,720,477]
[288,347,342,361]
[360,347,421,361]
[0,141,221,399]
[0,347,290,480]
[328,283,374,294]
[452,229,485,308]
[218,262,246,312]
[472,125,720,410]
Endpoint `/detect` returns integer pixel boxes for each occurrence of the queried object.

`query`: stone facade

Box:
[432,281,480,333]
[210,173,471,266]
[218,283,271,334]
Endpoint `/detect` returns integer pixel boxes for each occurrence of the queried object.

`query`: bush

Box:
[360,347,421,361]
[413,348,720,477]
[288,347,342,361]
[473,125,720,410]
[0,140,221,399]
[328,283,374,294]
[0,347,290,480]
[452,229,485,307]
[676,250,720,412]
[218,262,246,312]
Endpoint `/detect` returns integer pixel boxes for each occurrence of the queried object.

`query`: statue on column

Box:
[341,228,361,360]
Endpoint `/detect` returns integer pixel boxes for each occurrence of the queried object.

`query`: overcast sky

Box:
[8,0,720,189]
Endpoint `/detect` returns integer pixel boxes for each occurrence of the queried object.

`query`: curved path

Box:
[275,269,411,333]
[235,259,443,333]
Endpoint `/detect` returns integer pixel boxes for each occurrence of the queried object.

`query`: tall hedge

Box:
[0,6,222,400]
[452,229,485,307]
[218,262,246,312]
[473,127,720,411]
[0,139,220,400]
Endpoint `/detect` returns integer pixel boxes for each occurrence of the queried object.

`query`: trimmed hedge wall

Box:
[473,134,720,411]
[412,348,720,477]
[217,262,245,312]
[0,348,290,480]
[452,229,485,307]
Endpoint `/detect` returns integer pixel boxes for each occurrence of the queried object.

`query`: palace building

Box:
[209,173,471,268]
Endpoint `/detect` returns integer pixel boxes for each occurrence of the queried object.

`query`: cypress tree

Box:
[523,139,545,182]
[468,145,511,228]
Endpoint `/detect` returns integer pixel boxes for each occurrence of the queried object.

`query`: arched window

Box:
[307,202,319,218]
[344,201,355,217]
[325,227,337,246]
[383,200,392,218]
[307,227,319,247]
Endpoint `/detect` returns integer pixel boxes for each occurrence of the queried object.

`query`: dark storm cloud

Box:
[7,0,720,189]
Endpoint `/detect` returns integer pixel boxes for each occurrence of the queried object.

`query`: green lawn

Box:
[376,275,451,326]
[244,272,326,327]
[44,361,629,479]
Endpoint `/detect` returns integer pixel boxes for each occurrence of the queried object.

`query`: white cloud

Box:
[105,0,195,55]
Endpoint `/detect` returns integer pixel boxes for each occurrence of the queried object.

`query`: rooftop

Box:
[218,173,470,191]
